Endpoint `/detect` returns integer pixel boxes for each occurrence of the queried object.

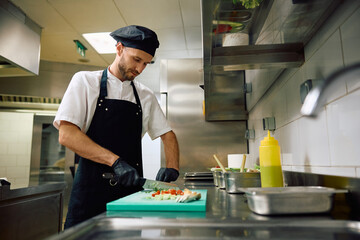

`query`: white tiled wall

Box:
[0,112,34,188]
[247,2,360,178]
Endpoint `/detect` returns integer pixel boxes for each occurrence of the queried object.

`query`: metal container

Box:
[212,171,220,187]
[184,172,213,180]
[218,172,226,189]
[240,186,348,215]
[224,172,261,193]
[184,172,215,187]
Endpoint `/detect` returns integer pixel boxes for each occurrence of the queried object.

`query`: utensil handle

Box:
[213,154,227,172]
[240,154,246,172]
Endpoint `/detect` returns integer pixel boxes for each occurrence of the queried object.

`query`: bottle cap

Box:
[260,130,278,146]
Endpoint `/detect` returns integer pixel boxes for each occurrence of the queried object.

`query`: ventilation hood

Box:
[201,0,342,121]
[0,0,41,77]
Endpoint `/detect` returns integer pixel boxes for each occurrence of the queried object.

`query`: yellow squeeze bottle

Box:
[259,131,283,187]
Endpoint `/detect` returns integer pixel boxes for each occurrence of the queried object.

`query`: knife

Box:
[140,178,179,190]
[102,173,179,190]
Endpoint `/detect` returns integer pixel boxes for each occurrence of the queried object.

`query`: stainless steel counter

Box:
[47,184,360,239]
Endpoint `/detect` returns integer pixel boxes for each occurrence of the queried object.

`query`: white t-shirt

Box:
[53,69,171,140]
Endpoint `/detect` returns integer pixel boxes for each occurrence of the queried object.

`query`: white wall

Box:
[0,111,33,188]
[247,2,360,178]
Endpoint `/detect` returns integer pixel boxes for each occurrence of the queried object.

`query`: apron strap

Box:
[100,69,108,98]
[130,81,143,114]
[100,69,142,115]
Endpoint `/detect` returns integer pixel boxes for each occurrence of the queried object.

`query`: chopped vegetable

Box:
[148,188,184,200]
[232,0,263,9]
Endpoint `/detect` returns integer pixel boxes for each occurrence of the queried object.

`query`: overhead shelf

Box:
[201,0,342,121]
[211,42,304,71]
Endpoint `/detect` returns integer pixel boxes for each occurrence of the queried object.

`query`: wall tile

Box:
[340,7,360,92]
[0,167,6,177]
[304,30,346,103]
[0,132,18,143]
[14,178,29,189]
[341,7,360,67]
[248,137,261,166]
[277,121,300,166]
[284,69,304,122]
[0,155,17,167]
[0,119,10,131]
[0,143,7,153]
[268,85,288,128]
[292,166,356,177]
[17,155,31,166]
[345,68,360,93]
[298,111,330,166]
[327,89,360,166]
[305,0,360,60]
[8,143,29,155]
[6,166,27,178]
[248,1,360,178]
[246,69,283,111]
[0,112,33,189]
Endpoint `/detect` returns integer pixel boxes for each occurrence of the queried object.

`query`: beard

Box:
[117,58,139,81]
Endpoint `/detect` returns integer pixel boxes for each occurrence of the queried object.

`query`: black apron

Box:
[64,69,143,229]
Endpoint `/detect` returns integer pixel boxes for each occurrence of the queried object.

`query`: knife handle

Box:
[139,177,146,186]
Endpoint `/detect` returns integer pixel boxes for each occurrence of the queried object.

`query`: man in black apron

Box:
[56,26,180,229]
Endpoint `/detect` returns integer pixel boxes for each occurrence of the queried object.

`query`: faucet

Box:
[301,63,360,117]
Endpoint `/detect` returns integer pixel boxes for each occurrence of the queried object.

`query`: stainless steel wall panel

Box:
[164,59,247,173]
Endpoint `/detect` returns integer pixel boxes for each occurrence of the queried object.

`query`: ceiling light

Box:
[82,32,116,54]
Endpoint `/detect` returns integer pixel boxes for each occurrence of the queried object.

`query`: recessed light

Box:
[82,32,116,54]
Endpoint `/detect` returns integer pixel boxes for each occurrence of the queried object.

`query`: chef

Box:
[53,25,180,229]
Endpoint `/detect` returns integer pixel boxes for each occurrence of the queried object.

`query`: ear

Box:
[116,42,124,55]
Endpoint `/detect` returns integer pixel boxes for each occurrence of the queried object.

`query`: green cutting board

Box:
[107,189,207,212]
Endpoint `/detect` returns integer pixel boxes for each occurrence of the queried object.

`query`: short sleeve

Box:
[146,94,172,140]
[53,72,88,130]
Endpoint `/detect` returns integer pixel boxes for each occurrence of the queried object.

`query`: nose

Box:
[135,63,146,75]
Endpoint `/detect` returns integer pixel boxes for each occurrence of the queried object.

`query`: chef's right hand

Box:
[112,158,141,187]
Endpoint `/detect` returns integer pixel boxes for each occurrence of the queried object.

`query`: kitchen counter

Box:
[47,174,360,240]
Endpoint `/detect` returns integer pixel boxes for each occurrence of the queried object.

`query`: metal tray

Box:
[184,172,213,177]
[240,186,348,215]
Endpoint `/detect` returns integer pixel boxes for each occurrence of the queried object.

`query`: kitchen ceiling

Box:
[10,0,202,67]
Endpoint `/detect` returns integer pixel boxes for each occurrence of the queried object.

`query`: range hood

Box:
[0,0,41,77]
[201,0,342,121]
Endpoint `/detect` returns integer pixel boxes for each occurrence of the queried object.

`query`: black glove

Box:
[156,168,179,182]
[112,158,141,187]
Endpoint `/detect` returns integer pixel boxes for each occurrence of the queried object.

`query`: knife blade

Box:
[142,179,180,190]
[102,173,179,190]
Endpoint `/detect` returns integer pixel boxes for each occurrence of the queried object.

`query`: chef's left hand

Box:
[156,168,179,182]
